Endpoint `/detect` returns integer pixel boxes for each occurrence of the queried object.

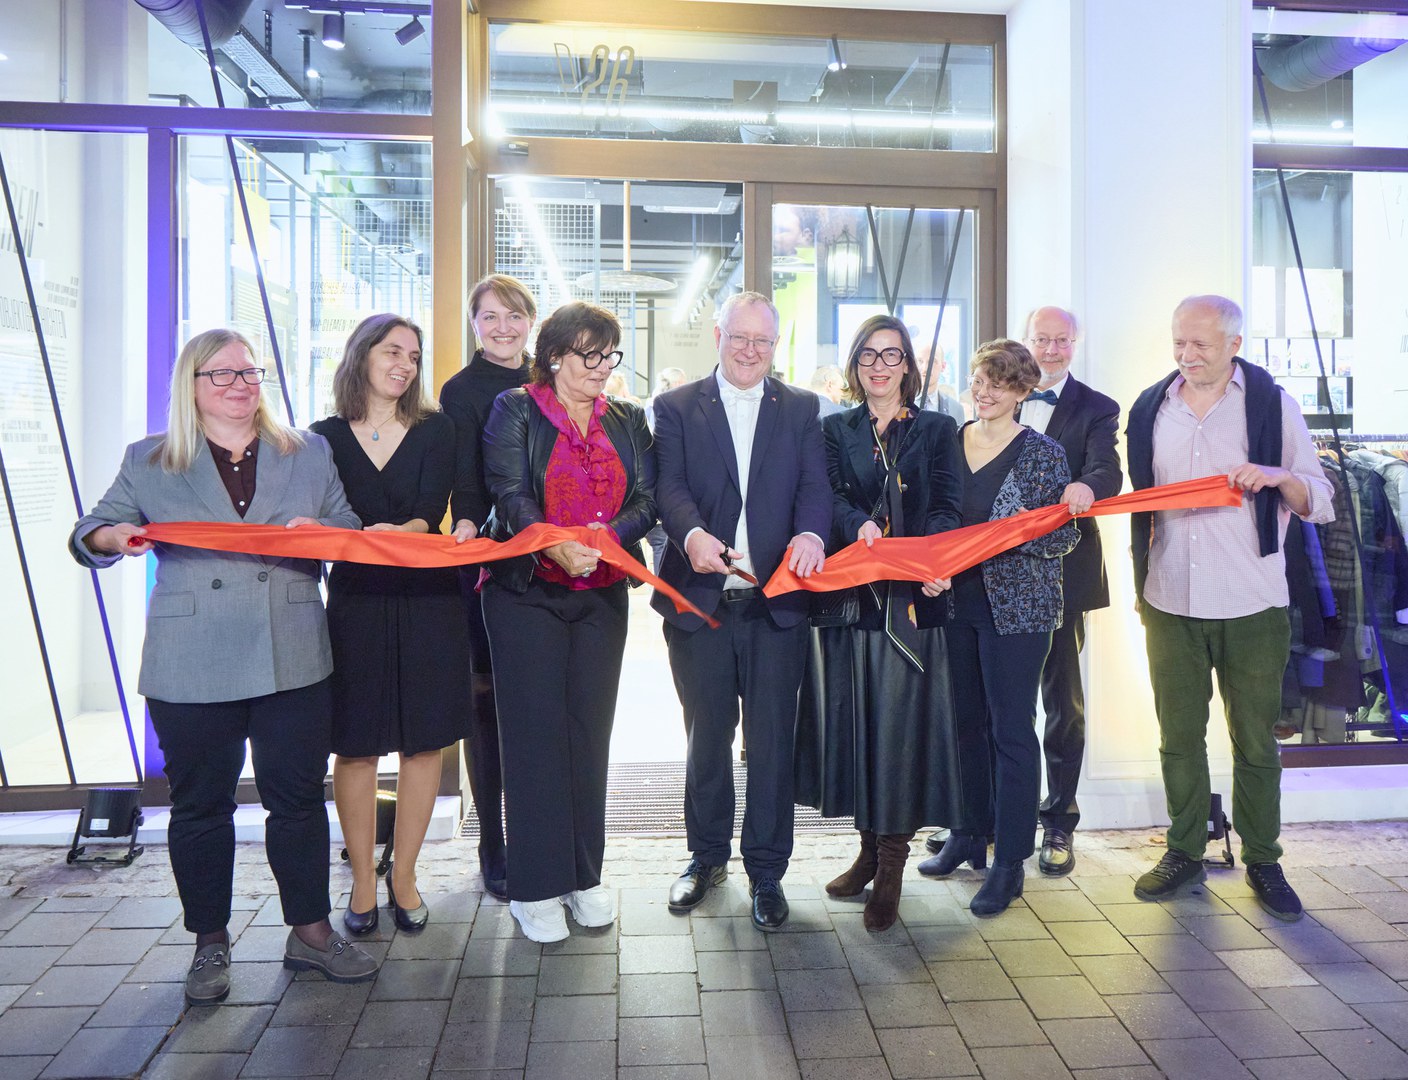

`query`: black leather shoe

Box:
[924,830,950,855]
[969,861,1024,917]
[343,902,379,936]
[479,842,508,902]
[1038,828,1075,877]
[668,859,727,912]
[749,877,789,932]
[386,863,430,932]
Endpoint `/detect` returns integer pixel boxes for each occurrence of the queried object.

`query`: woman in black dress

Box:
[311,313,471,934]
[917,339,1078,916]
[439,274,538,900]
[795,316,965,932]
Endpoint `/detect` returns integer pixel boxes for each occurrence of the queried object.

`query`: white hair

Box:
[716,290,779,330]
[1175,295,1242,338]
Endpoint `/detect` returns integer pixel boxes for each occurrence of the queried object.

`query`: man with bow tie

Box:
[1018,306,1122,875]
[651,291,832,931]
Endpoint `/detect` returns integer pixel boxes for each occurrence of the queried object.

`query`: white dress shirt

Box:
[1020,373,1068,435]
[717,369,764,588]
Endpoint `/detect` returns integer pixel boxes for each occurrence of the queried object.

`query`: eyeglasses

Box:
[856,347,907,368]
[569,348,625,370]
[968,376,1014,396]
[1028,336,1074,350]
[723,332,777,354]
[195,367,266,386]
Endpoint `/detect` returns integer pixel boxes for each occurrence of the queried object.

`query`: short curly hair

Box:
[970,338,1041,396]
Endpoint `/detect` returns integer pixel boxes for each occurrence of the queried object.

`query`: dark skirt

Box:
[327,586,473,758]
[795,623,967,835]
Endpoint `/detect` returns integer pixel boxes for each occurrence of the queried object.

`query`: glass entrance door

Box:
[768,193,983,414]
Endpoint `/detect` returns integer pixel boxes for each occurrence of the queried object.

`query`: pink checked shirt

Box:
[1143,366,1334,620]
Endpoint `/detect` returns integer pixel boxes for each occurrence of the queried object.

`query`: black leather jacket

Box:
[481,388,657,592]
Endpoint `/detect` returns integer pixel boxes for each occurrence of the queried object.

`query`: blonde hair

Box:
[156,329,303,473]
[331,314,436,428]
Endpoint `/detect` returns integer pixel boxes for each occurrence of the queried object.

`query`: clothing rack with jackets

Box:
[1280,435,1408,745]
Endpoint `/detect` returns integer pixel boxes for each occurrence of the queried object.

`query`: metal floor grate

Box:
[459,760,852,838]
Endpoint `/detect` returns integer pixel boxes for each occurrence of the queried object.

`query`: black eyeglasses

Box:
[568,348,625,370]
[195,367,266,386]
[856,348,906,367]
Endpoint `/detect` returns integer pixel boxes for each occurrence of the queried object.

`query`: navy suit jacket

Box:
[1024,376,1123,614]
[651,372,832,630]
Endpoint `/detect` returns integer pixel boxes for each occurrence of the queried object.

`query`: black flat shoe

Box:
[343,903,379,936]
[386,863,429,932]
[749,877,789,932]
[479,842,508,901]
[917,834,988,877]
[1038,828,1075,877]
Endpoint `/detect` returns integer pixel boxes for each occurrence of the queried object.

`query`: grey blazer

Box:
[68,434,360,704]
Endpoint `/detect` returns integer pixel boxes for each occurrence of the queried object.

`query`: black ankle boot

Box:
[916,834,987,877]
[969,861,1024,917]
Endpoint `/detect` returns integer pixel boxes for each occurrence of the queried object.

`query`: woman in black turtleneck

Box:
[439,273,539,900]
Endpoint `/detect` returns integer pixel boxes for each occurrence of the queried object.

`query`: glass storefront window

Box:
[1253,27,1408,148]
[493,177,744,396]
[0,129,148,786]
[771,202,976,403]
[0,2,431,114]
[488,24,993,152]
[180,136,432,428]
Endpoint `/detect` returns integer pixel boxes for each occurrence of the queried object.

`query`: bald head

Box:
[1024,306,1079,389]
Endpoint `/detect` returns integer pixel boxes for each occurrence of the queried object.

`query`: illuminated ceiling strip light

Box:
[672,255,713,325]
[487,102,993,132]
[1252,126,1354,143]
[506,183,572,302]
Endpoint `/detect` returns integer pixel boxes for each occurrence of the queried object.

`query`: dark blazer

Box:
[651,373,833,630]
[481,389,657,593]
[824,405,963,629]
[68,433,360,703]
[976,429,1081,636]
[1027,376,1123,614]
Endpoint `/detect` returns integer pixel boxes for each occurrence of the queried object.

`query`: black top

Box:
[309,411,457,596]
[954,427,1030,625]
[439,351,531,528]
[206,437,258,517]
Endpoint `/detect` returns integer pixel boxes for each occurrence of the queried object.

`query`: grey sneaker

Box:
[185,941,231,1006]
[282,929,379,983]
[1134,849,1207,901]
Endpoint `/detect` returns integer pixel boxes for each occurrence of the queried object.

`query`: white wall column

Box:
[1011,0,1408,828]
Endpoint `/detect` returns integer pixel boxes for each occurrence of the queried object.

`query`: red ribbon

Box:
[135,520,720,628]
[762,474,1246,597]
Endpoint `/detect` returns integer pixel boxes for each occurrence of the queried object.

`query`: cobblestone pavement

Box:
[5,822,1408,1077]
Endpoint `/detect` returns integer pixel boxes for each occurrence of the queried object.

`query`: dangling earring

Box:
[549,362,561,373]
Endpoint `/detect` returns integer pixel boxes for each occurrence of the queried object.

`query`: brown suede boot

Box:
[864,832,915,932]
[826,830,878,898]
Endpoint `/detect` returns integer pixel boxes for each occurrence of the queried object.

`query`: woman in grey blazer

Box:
[69,329,378,1006]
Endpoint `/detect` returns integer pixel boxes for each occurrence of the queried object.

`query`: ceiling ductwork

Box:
[133,0,257,48]
[1259,34,1406,92]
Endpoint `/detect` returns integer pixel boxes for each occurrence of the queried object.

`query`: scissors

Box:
[719,549,758,585]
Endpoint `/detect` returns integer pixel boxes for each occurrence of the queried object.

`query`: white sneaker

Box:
[509,899,569,943]
[561,885,616,928]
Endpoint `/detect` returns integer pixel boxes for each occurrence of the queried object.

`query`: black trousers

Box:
[948,622,1052,865]
[482,578,628,902]
[459,570,504,845]
[1039,612,1087,834]
[147,678,333,934]
[664,594,808,880]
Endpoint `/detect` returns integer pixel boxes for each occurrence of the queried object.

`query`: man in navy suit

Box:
[652,291,832,931]
[1018,306,1123,875]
